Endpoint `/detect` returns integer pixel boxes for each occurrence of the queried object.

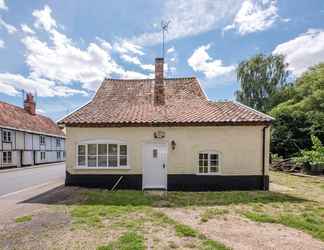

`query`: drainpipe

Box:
[262,126,269,190]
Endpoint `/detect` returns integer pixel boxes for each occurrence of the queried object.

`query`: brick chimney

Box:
[24,93,36,115]
[154,58,165,105]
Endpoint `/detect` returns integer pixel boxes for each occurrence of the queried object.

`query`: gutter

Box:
[262,125,269,190]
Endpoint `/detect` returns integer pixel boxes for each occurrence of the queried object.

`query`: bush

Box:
[295,135,324,172]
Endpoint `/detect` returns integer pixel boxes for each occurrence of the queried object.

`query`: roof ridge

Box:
[104,77,197,81]
[0,101,56,121]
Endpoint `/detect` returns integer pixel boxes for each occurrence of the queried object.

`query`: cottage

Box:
[59,58,273,191]
[0,94,65,168]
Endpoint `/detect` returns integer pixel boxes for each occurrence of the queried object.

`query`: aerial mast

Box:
[161,20,170,59]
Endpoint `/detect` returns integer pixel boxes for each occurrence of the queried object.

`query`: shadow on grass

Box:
[22,186,308,207]
[21,185,84,205]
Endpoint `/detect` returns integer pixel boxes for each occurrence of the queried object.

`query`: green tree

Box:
[236,54,289,113]
[270,64,324,157]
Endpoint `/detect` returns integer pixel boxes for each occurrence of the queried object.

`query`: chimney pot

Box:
[154,58,165,105]
[24,93,36,115]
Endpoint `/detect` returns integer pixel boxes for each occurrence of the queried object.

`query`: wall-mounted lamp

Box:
[171,140,176,150]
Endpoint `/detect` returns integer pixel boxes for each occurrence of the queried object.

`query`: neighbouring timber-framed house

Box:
[59,58,273,191]
[0,94,65,169]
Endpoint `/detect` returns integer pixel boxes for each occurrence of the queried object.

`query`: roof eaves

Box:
[0,125,65,138]
[233,101,275,121]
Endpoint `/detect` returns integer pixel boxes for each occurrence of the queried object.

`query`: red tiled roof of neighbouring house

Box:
[58,77,273,127]
[0,101,65,137]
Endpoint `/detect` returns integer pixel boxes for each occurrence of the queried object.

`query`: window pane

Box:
[109,144,117,155]
[88,156,97,167]
[199,166,204,173]
[120,155,127,166]
[203,154,208,160]
[120,145,127,155]
[199,160,203,167]
[78,156,86,166]
[3,152,7,162]
[203,166,208,173]
[210,160,219,166]
[210,154,218,160]
[88,144,97,155]
[108,155,117,167]
[78,145,86,155]
[98,156,107,167]
[199,154,203,160]
[98,144,107,155]
[210,166,219,173]
[203,160,208,166]
[153,149,158,158]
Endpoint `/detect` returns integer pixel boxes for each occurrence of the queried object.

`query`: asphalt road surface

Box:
[0,163,65,197]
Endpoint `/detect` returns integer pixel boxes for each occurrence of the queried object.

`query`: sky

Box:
[0,0,323,121]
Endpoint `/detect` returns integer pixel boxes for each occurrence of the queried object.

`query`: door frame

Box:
[142,141,168,190]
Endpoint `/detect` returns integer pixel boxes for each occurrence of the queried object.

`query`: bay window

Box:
[77,142,128,168]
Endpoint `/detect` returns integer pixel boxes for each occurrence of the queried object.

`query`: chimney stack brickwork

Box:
[24,93,36,115]
[154,58,165,105]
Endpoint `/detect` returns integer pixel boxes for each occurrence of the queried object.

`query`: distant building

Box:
[0,93,65,169]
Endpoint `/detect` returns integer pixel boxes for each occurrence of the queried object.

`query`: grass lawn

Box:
[69,171,324,248]
[1,171,324,249]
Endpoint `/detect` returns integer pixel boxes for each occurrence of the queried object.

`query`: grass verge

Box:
[97,231,145,250]
[15,215,32,223]
[243,209,324,241]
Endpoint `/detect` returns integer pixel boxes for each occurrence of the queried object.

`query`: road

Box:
[0,163,65,197]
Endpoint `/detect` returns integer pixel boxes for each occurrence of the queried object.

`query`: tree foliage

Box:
[235,54,289,113]
[270,64,324,158]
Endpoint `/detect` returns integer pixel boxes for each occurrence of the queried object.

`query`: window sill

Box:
[75,166,131,170]
[196,173,222,176]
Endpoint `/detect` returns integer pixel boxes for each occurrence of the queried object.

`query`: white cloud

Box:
[21,24,35,34]
[188,44,235,78]
[120,54,154,72]
[0,73,88,97]
[131,0,242,45]
[0,18,17,34]
[273,29,324,76]
[33,5,57,31]
[224,0,279,35]
[36,108,46,114]
[0,5,153,97]
[96,37,112,51]
[0,81,18,96]
[167,47,175,54]
[19,5,153,91]
[0,0,7,10]
[114,40,144,55]
[0,39,4,48]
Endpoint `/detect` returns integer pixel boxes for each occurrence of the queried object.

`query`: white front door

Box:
[142,142,168,189]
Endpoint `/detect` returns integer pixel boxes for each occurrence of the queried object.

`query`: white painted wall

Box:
[66,126,270,176]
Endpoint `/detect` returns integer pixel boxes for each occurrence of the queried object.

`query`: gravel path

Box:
[161,207,324,250]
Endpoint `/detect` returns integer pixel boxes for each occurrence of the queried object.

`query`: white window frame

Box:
[76,140,130,169]
[40,151,46,161]
[196,150,221,175]
[3,151,12,164]
[40,135,46,145]
[2,130,12,143]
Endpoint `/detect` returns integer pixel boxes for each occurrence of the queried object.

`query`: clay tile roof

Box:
[0,101,64,137]
[59,77,273,127]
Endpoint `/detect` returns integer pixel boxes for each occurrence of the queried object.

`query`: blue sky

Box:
[0,0,323,120]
